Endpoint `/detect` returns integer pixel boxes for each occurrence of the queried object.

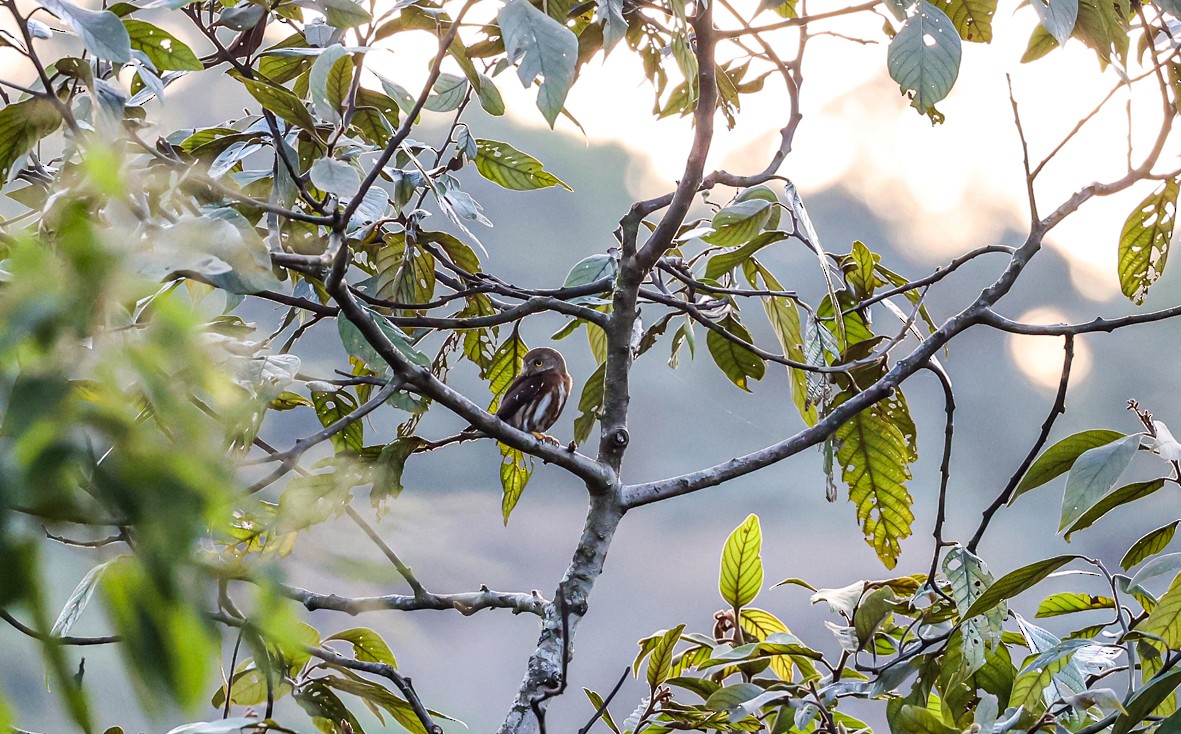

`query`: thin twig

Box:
[967,335,1074,552]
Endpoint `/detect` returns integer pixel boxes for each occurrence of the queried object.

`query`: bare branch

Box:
[282,583,547,617]
[0,610,120,646]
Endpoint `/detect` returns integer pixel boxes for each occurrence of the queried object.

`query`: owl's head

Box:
[521,347,566,376]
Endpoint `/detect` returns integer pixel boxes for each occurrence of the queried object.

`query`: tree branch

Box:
[967,335,1074,552]
[282,583,547,617]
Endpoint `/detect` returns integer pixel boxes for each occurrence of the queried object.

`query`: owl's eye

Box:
[532,359,543,367]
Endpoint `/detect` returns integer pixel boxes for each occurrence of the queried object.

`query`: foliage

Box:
[0,0,1180,730]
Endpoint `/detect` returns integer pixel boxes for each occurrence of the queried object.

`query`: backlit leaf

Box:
[836,402,914,568]
[1059,433,1141,532]
[886,0,962,114]
[720,514,763,609]
[498,0,577,127]
[1119,178,1179,305]
[474,138,572,191]
[1011,429,1126,503]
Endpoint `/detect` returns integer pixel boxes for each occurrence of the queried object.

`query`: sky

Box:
[363,0,1177,387]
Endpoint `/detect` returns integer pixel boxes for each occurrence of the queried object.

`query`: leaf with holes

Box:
[931,0,997,41]
[1031,0,1078,44]
[475,138,571,191]
[720,514,763,609]
[887,0,962,114]
[1036,592,1115,618]
[499,443,532,524]
[311,390,364,453]
[944,547,1003,676]
[836,402,914,569]
[1119,178,1179,305]
[486,332,528,405]
[124,19,201,70]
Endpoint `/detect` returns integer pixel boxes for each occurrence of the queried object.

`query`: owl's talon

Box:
[531,431,561,445]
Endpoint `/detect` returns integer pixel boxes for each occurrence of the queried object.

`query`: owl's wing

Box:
[496,373,546,421]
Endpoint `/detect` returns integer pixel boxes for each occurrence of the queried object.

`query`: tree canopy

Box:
[2,0,1181,731]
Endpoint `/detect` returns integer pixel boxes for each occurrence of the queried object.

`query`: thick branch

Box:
[283,584,548,617]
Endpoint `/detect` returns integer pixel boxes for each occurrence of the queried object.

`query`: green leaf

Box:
[1119,178,1180,305]
[499,443,532,524]
[475,73,505,115]
[486,332,529,402]
[123,19,201,70]
[1009,652,1071,718]
[1066,478,1165,539]
[40,0,130,62]
[1021,23,1059,62]
[962,555,1083,620]
[325,627,398,667]
[886,0,962,114]
[320,675,458,734]
[1059,433,1141,532]
[931,0,997,41]
[583,688,620,734]
[311,390,364,453]
[889,701,960,734]
[702,200,774,248]
[720,514,763,609]
[1113,668,1181,734]
[1011,429,1126,503]
[1036,592,1115,617]
[294,680,365,734]
[474,138,572,191]
[704,682,767,712]
[308,44,349,122]
[706,317,765,392]
[836,402,914,569]
[0,96,62,181]
[573,362,605,445]
[1031,0,1078,44]
[372,437,422,505]
[944,547,1003,676]
[1123,522,1181,571]
[646,624,685,689]
[374,237,436,306]
[235,74,318,134]
[424,73,468,113]
[337,307,431,371]
[705,231,787,279]
[310,0,372,28]
[310,157,361,198]
[498,0,577,127]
